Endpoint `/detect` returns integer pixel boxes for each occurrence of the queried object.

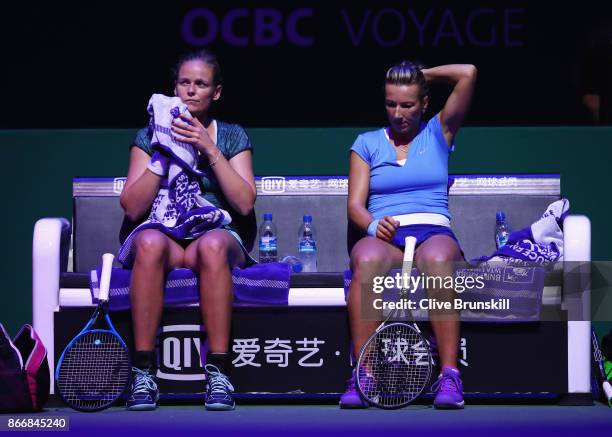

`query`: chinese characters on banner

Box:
[232,338,326,368]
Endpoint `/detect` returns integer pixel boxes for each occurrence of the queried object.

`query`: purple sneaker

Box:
[339,368,370,409]
[432,366,465,409]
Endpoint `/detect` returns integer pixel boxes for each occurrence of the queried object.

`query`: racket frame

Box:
[55,253,131,412]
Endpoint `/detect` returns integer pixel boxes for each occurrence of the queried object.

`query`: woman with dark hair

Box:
[341,61,477,409]
[120,49,256,411]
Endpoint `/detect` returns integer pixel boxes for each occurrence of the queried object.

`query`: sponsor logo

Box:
[113,177,126,194]
[261,176,286,193]
[157,325,206,381]
[182,8,314,47]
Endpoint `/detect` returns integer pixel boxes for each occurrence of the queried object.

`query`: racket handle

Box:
[403,236,417,263]
[603,381,612,404]
[98,253,115,302]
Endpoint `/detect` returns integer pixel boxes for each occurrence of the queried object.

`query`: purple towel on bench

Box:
[90,263,291,310]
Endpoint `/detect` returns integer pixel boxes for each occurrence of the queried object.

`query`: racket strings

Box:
[57,331,130,410]
[359,324,431,408]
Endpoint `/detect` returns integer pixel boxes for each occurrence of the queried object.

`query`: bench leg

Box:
[561,215,592,405]
[33,217,71,395]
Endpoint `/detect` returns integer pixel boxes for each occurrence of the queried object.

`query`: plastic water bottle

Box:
[259,213,277,263]
[495,211,511,249]
[298,215,317,272]
[280,255,303,273]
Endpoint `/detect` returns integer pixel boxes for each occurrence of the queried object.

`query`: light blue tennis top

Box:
[350,113,454,220]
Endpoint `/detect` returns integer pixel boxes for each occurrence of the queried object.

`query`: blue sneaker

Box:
[432,366,465,409]
[205,364,235,411]
[339,368,370,409]
[126,367,159,411]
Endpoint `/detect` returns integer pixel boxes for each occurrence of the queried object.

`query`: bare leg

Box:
[130,230,185,351]
[184,230,246,354]
[415,235,463,369]
[347,236,404,358]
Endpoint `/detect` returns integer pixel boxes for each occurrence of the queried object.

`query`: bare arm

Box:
[119,147,162,221]
[209,149,257,216]
[422,64,477,145]
[348,151,373,232]
[348,152,398,242]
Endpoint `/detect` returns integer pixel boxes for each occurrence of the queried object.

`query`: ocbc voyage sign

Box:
[181,7,526,48]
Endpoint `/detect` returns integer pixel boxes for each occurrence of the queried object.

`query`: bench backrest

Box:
[72,175,561,272]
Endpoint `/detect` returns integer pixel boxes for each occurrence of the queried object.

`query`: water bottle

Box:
[258,213,277,263]
[280,255,303,273]
[495,211,511,249]
[298,215,317,272]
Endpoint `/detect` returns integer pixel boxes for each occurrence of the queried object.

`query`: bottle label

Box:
[299,240,317,253]
[496,233,509,249]
[259,236,277,252]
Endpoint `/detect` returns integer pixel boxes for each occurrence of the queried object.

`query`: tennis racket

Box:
[56,253,131,411]
[592,330,612,406]
[356,236,434,409]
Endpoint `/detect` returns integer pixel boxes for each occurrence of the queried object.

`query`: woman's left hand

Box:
[171,113,217,158]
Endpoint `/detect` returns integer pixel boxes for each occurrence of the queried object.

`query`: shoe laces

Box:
[205,364,234,395]
[431,370,461,393]
[131,367,157,394]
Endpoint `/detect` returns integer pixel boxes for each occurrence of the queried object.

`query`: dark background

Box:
[2,1,610,129]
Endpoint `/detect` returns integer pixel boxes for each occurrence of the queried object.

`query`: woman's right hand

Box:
[376,216,399,242]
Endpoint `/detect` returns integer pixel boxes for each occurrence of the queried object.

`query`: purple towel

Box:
[473,227,560,267]
[90,263,291,311]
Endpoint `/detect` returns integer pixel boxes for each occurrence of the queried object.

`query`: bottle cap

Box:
[303,215,312,222]
[264,213,273,220]
[496,211,506,222]
[280,255,302,273]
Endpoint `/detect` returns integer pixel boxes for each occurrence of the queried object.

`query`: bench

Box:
[32,174,593,403]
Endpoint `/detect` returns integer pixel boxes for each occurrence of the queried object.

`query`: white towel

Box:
[117,94,231,267]
[530,198,570,258]
[147,94,202,175]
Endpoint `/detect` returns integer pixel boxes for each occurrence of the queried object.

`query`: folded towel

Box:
[118,94,231,267]
[89,263,291,310]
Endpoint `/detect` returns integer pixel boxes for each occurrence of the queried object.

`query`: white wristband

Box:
[367,219,380,237]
